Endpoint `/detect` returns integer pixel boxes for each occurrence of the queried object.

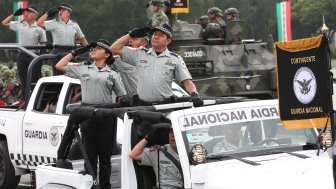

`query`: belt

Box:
[53,45,74,50]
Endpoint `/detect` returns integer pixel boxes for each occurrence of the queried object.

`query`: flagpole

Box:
[321,15,336,188]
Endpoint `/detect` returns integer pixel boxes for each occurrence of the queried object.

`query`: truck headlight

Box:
[190,144,207,164]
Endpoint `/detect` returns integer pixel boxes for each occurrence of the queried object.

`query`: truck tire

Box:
[0,140,21,189]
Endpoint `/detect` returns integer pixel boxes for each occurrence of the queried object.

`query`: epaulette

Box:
[169,51,179,58]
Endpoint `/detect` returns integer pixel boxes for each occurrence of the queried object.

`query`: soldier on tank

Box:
[225,7,239,21]
[147,0,169,28]
[207,7,225,38]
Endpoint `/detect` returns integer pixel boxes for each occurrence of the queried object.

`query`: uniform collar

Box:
[147,48,170,57]
[56,18,74,25]
[88,63,111,72]
[22,20,38,27]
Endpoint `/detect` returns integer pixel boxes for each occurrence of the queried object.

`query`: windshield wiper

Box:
[260,150,310,159]
[207,154,260,166]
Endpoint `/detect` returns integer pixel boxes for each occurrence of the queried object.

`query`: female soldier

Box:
[56,39,126,189]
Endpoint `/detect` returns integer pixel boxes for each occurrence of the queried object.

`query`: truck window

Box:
[64,84,81,114]
[33,83,63,113]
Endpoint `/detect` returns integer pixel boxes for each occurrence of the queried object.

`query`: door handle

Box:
[25,119,32,124]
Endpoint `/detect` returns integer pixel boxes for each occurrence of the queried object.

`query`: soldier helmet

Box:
[205,23,221,38]
[225,8,238,16]
[207,7,223,17]
[151,0,164,6]
[3,70,13,77]
[198,15,210,28]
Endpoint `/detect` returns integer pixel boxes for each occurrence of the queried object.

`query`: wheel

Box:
[0,140,21,189]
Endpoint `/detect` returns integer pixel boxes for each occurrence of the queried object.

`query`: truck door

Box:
[22,82,69,168]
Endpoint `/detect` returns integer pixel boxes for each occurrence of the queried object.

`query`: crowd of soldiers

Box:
[198,7,239,39]
[0,63,52,106]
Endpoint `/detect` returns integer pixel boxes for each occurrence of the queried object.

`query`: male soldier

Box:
[129,126,183,189]
[148,0,169,28]
[207,7,225,38]
[1,70,17,105]
[225,7,239,21]
[2,6,47,101]
[112,33,151,105]
[37,3,88,75]
[111,24,203,107]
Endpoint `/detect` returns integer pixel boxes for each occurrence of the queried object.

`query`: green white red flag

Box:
[276,0,292,41]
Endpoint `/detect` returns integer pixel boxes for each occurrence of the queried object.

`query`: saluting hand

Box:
[129,27,150,38]
[13,8,25,16]
[46,7,58,18]
[71,45,91,57]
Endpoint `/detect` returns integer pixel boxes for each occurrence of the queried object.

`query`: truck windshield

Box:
[183,118,317,157]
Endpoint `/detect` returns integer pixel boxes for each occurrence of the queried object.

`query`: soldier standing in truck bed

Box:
[2,6,47,101]
[37,3,88,75]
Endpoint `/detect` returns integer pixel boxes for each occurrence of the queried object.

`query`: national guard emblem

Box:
[49,126,59,146]
[293,67,316,104]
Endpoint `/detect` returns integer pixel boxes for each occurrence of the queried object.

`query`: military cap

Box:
[27,6,40,15]
[143,33,151,43]
[152,24,173,38]
[207,7,223,17]
[91,39,112,58]
[151,0,164,6]
[58,3,73,12]
[3,70,13,77]
[225,7,238,15]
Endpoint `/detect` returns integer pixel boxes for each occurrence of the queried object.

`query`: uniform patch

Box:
[180,60,187,69]
[159,160,171,165]
[107,75,114,82]
[140,60,148,64]
[165,60,174,67]
[123,67,134,71]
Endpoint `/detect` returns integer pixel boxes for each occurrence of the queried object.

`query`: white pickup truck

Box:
[36,99,334,189]
[0,73,188,189]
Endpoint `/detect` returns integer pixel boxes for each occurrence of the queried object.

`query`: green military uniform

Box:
[121,47,192,102]
[140,145,183,189]
[149,10,169,28]
[111,58,137,102]
[65,62,126,104]
[2,78,16,105]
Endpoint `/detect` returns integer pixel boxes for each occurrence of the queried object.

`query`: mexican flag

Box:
[13,0,28,42]
[13,0,28,21]
[276,0,292,41]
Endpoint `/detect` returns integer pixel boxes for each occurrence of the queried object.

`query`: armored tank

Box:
[170,20,277,99]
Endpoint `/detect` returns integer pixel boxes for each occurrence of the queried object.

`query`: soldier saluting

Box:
[110,24,203,107]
